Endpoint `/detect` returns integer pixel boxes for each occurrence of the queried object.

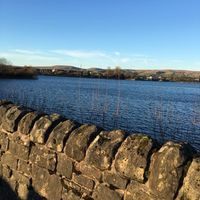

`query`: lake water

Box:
[1,75,200,151]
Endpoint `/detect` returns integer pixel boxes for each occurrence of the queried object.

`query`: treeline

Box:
[1,63,200,83]
[39,67,200,82]
[0,64,38,79]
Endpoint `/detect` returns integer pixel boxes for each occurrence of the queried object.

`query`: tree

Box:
[114,66,121,79]
[0,57,11,65]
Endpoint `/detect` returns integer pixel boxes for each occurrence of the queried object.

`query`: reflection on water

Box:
[1,76,200,151]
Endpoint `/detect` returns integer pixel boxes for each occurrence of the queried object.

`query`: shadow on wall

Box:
[0,177,46,200]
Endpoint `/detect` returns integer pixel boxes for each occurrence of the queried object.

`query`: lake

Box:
[1,75,200,151]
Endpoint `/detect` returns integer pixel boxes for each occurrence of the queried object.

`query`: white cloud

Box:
[0,50,60,66]
[120,58,131,63]
[51,49,108,59]
[12,49,42,55]
[0,48,165,68]
[114,51,120,56]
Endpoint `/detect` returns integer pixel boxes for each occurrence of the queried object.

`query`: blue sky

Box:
[0,0,200,70]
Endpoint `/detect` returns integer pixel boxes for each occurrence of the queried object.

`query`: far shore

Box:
[1,64,200,83]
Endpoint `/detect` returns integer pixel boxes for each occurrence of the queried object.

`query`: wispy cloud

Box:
[51,49,108,59]
[12,49,43,55]
[0,49,60,65]
[114,51,120,56]
[0,48,160,68]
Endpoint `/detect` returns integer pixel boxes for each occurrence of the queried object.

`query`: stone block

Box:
[147,141,191,200]
[1,152,18,170]
[73,173,95,190]
[30,114,61,144]
[2,106,30,133]
[62,189,82,200]
[62,178,81,193]
[85,130,125,170]
[65,124,99,161]
[124,181,156,200]
[12,170,30,185]
[76,162,102,181]
[9,140,30,160]
[0,103,14,126]
[18,111,42,135]
[32,165,62,200]
[47,120,77,152]
[176,157,200,200]
[57,153,73,178]
[0,131,9,151]
[30,144,56,171]
[32,164,50,189]
[81,187,92,196]
[103,171,128,189]
[46,174,62,200]
[17,183,29,200]
[2,165,12,178]
[92,184,121,200]
[18,160,32,176]
[115,134,154,182]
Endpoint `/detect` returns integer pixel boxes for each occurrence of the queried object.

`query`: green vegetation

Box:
[0,65,38,79]
[39,66,200,83]
[0,58,38,79]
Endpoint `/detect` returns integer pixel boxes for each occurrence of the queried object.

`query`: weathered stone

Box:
[57,153,73,178]
[103,171,128,189]
[18,160,32,176]
[85,130,125,170]
[93,184,121,200]
[32,165,62,200]
[73,173,95,190]
[76,162,102,181]
[124,181,156,200]
[62,189,82,200]
[81,187,93,196]
[46,174,62,200]
[30,144,56,171]
[0,103,14,125]
[62,178,81,193]
[147,141,190,200]
[9,140,30,160]
[32,164,50,191]
[17,183,29,200]
[30,114,61,144]
[18,111,42,135]
[2,165,12,178]
[176,157,200,200]
[47,120,77,152]
[0,131,9,151]
[65,124,99,161]
[1,152,18,170]
[2,106,30,133]
[12,170,30,185]
[115,134,154,182]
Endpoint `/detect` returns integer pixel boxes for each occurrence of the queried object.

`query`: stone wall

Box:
[0,100,199,200]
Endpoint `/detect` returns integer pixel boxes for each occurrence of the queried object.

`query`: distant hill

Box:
[52,65,82,71]
[88,67,104,71]
[38,65,81,71]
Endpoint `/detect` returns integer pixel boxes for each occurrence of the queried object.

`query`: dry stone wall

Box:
[0,100,200,200]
